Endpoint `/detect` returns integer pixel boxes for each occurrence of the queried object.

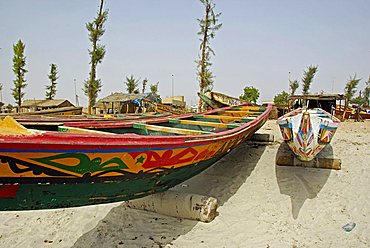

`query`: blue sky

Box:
[0,0,369,106]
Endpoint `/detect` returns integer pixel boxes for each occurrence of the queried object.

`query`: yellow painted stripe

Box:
[196,115,258,122]
[221,110,263,116]
[196,115,245,121]
[232,106,264,111]
[133,123,213,135]
[169,119,240,129]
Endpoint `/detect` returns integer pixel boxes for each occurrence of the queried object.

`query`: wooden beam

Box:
[169,118,240,129]
[276,155,341,170]
[218,110,263,116]
[58,126,116,135]
[126,190,218,223]
[249,133,274,142]
[133,123,213,135]
[230,106,264,111]
[19,122,64,126]
[195,114,257,122]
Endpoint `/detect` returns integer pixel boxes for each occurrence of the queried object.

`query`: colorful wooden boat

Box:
[277,108,340,161]
[198,92,228,109]
[0,103,271,211]
[15,112,171,131]
[206,91,246,106]
[198,92,265,114]
[153,102,187,115]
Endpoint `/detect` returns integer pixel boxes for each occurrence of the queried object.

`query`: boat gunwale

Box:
[0,104,272,149]
[277,107,341,124]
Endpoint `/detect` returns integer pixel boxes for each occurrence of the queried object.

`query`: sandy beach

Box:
[0,120,369,247]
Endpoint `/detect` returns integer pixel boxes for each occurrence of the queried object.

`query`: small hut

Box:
[289,94,345,115]
[21,99,75,112]
[95,93,157,114]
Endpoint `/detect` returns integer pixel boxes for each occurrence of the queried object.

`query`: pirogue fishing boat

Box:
[206,91,246,107]
[0,103,271,211]
[277,108,340,161]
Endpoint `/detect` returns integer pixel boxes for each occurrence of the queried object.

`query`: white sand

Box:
[0,120,369,247]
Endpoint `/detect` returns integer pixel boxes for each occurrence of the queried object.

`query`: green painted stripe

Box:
[0,156,224,211]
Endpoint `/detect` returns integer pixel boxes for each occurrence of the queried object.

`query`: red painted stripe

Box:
[0,185,19,198]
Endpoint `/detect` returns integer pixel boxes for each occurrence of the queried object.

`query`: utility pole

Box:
[171,74,174,98]
[74,79,79,106]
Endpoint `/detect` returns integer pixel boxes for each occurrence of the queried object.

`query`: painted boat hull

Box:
[277,108,340,161]
[0,155,223,211]
[0,104,271,210]
[207,92,246,106]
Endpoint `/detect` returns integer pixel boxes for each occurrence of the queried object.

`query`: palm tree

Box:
[125,75,139,94]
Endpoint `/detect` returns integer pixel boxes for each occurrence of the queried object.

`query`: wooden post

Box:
[125,190,218,223]
[249,133,274,143]
[276,155,341,170]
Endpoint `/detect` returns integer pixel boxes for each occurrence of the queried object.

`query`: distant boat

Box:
[206,92,246,106]
[198,92,226,109]
[198,92,264,114]
[0,102,271,211]
[277,108,340,161]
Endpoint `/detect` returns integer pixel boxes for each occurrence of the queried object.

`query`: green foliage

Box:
[11,39,28,110]
[239,86,260,103]
[364,76,370,107]
[6,104,13,112]
[289,79,299,95]
[350,94,366,105]
[142,78,148,94]
[83,79,102,107]
[344,75,360,102]
[150,82,159,95]
[197,0,222,111]
[302,65,318,95]
[150,82,161,102]
[125,75,139,94]
[84,0,108,114]
[45,64,59,100]
[274,91,289,107]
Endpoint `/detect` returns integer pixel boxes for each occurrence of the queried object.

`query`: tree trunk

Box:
[198,4,210,113]
[87,0,104,115]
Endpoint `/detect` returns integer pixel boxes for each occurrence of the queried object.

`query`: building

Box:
[162,96,186,108]
[95,92,157,114]
[289,94,345,114]
[21,99,75,112]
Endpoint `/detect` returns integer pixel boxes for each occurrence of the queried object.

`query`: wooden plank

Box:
[19,122,64,126]
[276,155,341,170]
[195,115,257,122]
[126,190,218,223]
[169,118,240,129]
[230,106,265,112]
[58,126,117,135]
[249,133,274,142]
[218,110,263,116]
[133,123,213,135]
